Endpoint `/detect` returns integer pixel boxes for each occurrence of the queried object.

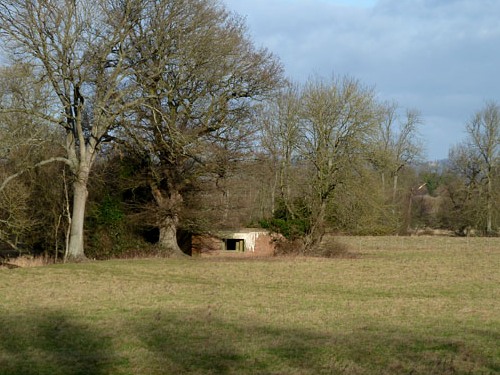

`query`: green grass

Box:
[0,236,499,374]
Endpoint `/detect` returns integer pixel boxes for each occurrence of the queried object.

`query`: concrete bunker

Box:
[192,228,276,256]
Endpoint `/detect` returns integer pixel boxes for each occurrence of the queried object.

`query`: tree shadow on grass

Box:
[0,310,117,375]
[132,309,328,374]
[0,308,497,374]
[132,309,500,375]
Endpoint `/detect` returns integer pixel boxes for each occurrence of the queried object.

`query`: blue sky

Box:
[224,0,500,160]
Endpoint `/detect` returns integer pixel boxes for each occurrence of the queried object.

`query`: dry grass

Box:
[0,255,53,269]
[0,236,498,374]
[339,234,499,253]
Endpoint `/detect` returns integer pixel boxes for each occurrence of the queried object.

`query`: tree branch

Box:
[0,156,71,193]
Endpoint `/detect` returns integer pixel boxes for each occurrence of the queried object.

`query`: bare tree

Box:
[372,102,423,211]
[258,83,301,218]
[122,0,283,255]
[298,75,381,248]
[0,64,59,252]
[465,102,500,234]
[0,0,138,260]
[444,143,484,233]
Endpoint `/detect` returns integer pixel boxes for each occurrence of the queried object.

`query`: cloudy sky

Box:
[224,0,500,160]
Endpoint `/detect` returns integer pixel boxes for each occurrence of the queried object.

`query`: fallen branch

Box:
[0,261,20,269]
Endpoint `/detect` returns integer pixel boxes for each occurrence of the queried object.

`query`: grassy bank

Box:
[1,236,499,374]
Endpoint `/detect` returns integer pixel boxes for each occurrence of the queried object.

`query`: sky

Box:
[224,0,500,160]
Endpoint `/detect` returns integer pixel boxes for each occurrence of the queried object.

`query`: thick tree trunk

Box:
[304,201,327,251]
[66,178,88,261]
[151,184,187,257]
[158,214,186,257]
[65,166,90,262]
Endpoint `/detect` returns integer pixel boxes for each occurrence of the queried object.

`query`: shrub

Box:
[308,238,353,258]
[260,198,311,240]
[259,217,310,240]
[273,237,306,256]
[273,236,354,258]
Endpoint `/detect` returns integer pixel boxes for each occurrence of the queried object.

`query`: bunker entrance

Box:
[224,238,245,251]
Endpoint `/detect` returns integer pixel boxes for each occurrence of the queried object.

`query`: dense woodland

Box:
[0,0,498,260]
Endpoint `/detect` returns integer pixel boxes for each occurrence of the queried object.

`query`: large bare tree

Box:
[465,102,500,234]
[0,0,137,260]
[122,0,283,255]
[298,76,381,248]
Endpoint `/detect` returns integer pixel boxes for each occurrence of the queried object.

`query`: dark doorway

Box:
[225,239,244,251]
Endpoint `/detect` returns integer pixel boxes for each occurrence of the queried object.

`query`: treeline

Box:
[0,0,498,260]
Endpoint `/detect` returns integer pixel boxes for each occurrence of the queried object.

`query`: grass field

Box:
[0,236,499,374]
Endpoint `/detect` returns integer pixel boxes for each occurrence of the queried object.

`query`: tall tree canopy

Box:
[122,0,283,255]
[0,0,282,258]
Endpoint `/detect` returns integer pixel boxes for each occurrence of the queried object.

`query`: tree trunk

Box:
[486,176,492,234]
[158,214,186,257]
[66,177,89,261]
[392,174,398,206]
[304,201,327,251]
[381,172,386,197]
[151,184,187,257]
